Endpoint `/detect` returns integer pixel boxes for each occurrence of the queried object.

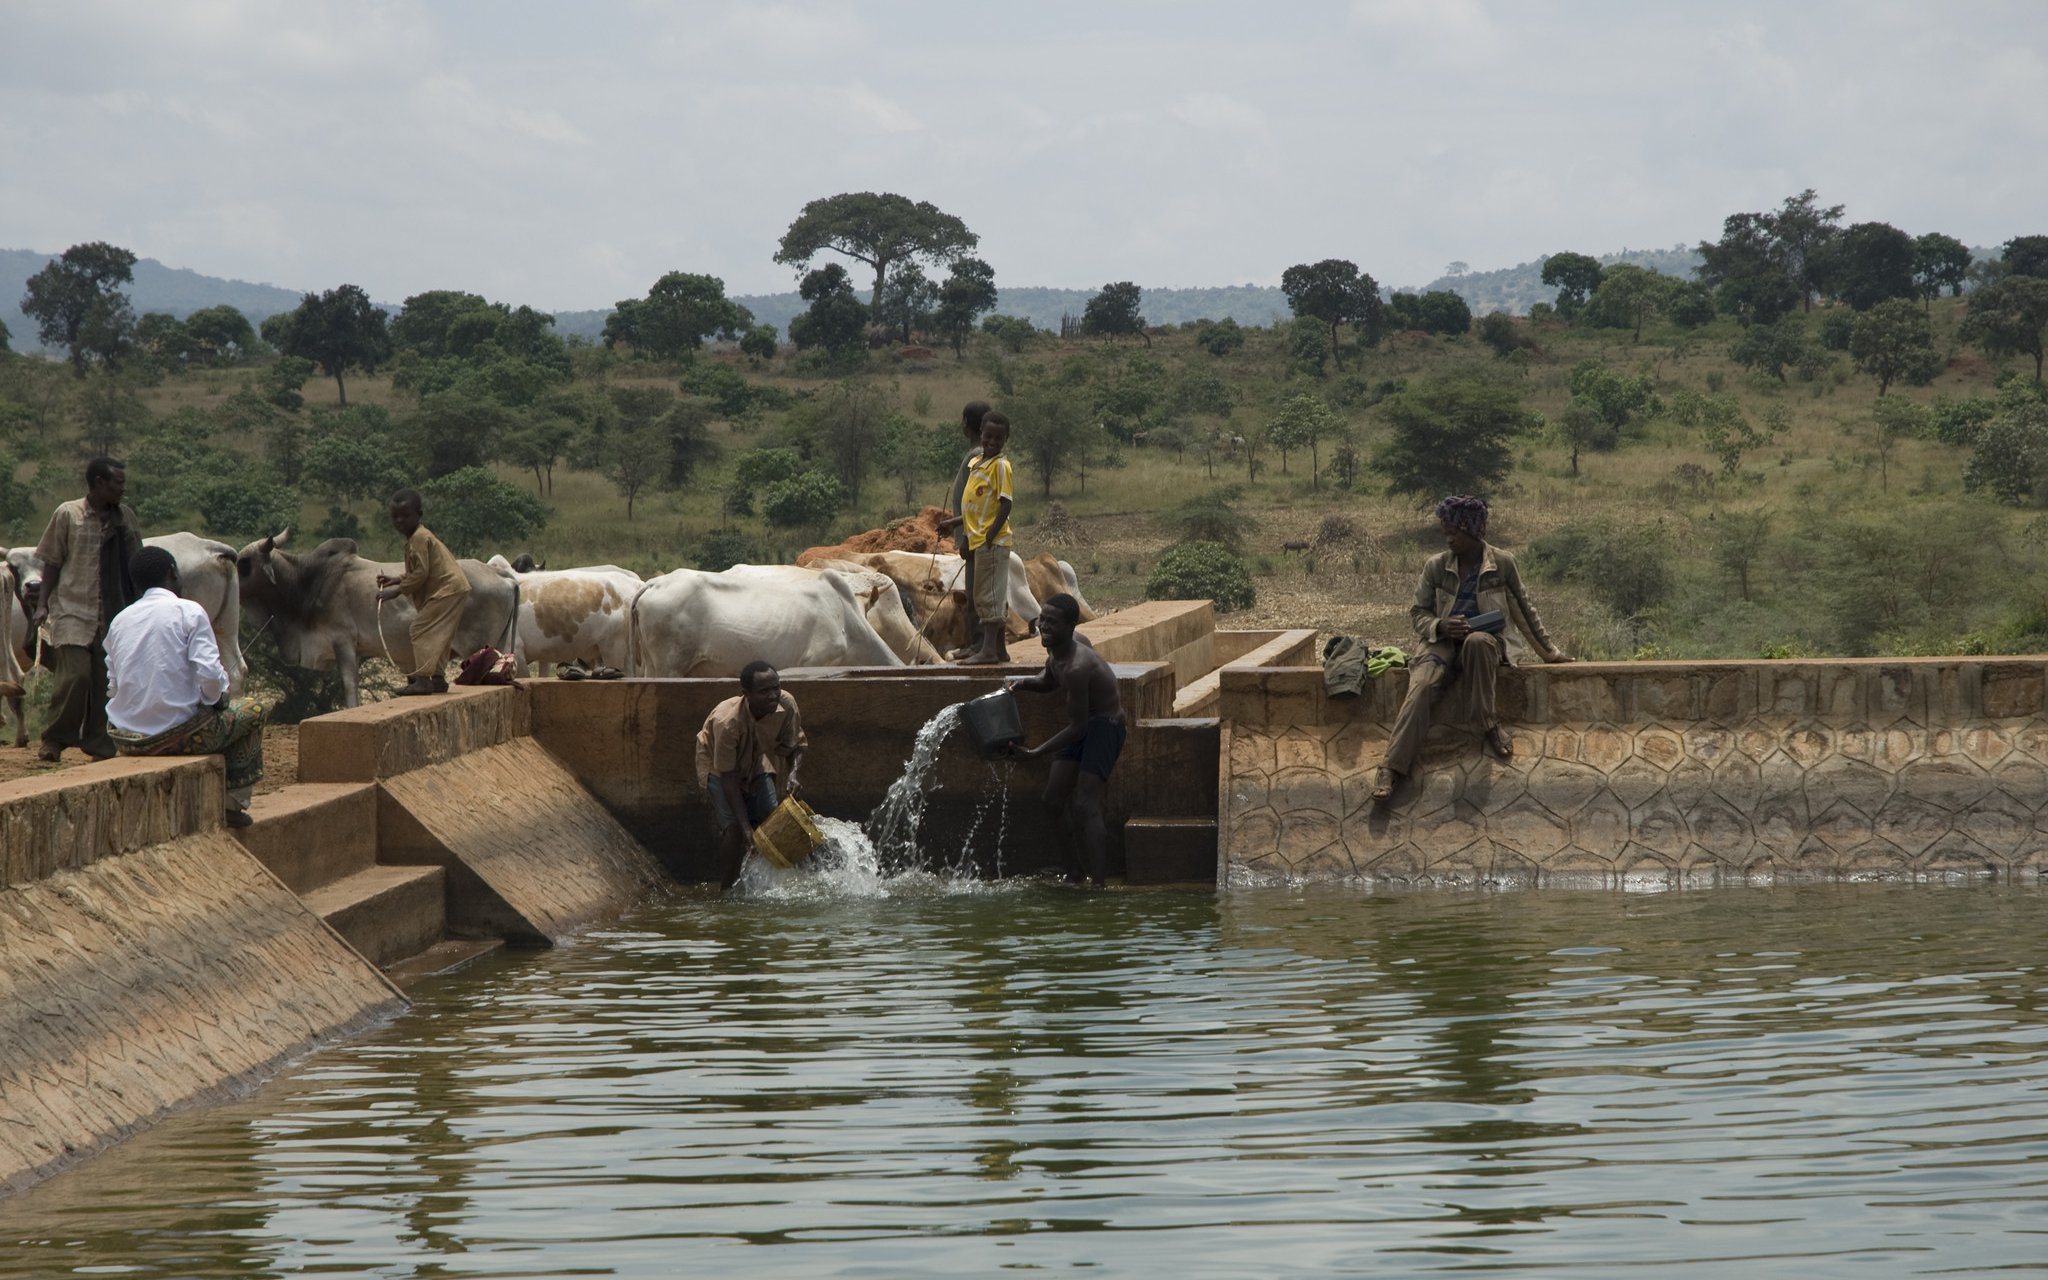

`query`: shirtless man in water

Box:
[1005,592,1125,886]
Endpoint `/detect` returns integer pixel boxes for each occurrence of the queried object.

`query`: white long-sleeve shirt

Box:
[105,588,228,737]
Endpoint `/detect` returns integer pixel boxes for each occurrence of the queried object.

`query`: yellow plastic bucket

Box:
[752,794,825,869]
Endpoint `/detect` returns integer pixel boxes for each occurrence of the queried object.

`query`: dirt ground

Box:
[0,723,298,795]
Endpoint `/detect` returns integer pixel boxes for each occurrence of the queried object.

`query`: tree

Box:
[1585,264,1667,341]
[1476,312,1534,358]
[389,290,493,357]
[1770,188,1846,312]
[773,192,978,308]
[1266,393,1340,487]
[1287,318,1329,377]
[1729,319,1809,383]
[265,284,391,406]
[1195,317,1246,356]
[2004,236,2048,280]
[1554,402,1606,477]
[1279,259,1382,357]
[872,263,940,345]
[810,380,890,505]
[1713,510,1772,602]
[22,242,139,375]
[602,272,751,360]
[1962,276,2048,383]
[930,258,998,358]
[75,371,150,456]
[1568,361,1659,436]
[579,386,673,518]
[1673,389,1772,475]
[1540,252,1605,316]
[1372,378,1536,496]
[1823,221,1917,311]
[980,314,1037,353]
[134,313,196,368]
[1386,290,1472,336]
[1912,232,1973,305]
[1667,280,1718,329]
[1082,281,1146,342]
[738,324,779,363]
[1849,299,1941,396]
[787,264,870,363]
[303,415,409,506]
[1964,396,2048,504]
[1004,369,1095,499]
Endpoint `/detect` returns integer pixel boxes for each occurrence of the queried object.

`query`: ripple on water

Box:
[4,886,2048,1278]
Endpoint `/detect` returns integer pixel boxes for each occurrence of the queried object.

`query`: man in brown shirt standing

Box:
[695,660,807,889]
[30,456,144,761]
[374,489,470,697]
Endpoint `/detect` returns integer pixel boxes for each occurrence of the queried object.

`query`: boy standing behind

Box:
[942,401,990,659]
[946,411,1013,666]
[374,488,471,696]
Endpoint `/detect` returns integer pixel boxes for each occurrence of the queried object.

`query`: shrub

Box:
[195,471,301,543]
[1372,376,1537,496]
[1160,486,1256,551]
[1195,317,1245,356]
[762,469,844,527]
[1527,518,1674,620]
[695,527,755,571]
[1964,400,2048,504]
[1145,540,1255,613]
[1476,312,1534,358]
[1311,512,1359,549]
[417,466,547,556]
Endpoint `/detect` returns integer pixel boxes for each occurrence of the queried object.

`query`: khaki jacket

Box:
[1409,543,1555,664]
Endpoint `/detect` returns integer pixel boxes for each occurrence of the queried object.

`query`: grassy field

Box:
[3,294,2038,667]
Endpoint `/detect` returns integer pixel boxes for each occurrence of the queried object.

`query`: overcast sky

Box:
[3,0,2044,310]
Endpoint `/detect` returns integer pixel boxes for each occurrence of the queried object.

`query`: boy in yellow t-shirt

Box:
[944,410,1013,665]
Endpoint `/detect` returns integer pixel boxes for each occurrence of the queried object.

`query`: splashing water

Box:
[735,702,1025,899]
[862,702,963,867]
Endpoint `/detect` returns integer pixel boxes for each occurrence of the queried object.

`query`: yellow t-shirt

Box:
[962,453,1013,549]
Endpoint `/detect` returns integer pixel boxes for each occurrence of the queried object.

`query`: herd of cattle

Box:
[0,530,1097,728]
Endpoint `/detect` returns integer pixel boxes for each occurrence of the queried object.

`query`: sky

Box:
[2,0,2045,311]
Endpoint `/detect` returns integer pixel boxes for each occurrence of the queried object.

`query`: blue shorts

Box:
[1056,716,1127,780]
[706,774,779,834]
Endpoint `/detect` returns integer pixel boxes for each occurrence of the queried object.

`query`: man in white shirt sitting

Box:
[104,547,267,828]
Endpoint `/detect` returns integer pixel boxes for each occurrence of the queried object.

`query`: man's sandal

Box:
[1370,767,1398,804]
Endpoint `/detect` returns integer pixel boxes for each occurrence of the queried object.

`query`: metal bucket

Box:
[962,689,1024,760]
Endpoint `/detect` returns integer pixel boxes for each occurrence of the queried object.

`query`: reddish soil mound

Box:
[797,507,953,565]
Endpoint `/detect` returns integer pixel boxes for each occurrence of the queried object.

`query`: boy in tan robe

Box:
[374,489,470,696]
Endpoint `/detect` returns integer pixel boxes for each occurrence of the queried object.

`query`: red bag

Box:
[455,647,522,687]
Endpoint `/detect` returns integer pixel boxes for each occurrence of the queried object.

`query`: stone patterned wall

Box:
[1220,659,2048,887]
[0,832,403,1194]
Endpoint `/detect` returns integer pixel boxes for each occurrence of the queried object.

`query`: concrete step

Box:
[385,937,504,990]
[1123,816,1218,886]
[235,783,378,894]
[303,863,447,969]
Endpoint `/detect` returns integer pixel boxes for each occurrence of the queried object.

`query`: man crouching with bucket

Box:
[696,660,807,889]
[1373,495,1573,805]
[1005,593,1125,887]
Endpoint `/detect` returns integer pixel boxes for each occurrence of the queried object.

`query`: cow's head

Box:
[237,529,293,590]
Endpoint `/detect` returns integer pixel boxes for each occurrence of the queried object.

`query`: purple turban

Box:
[1434,494,1489,537]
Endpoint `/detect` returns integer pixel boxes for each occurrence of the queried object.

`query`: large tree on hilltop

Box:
[773,192,978,309]
[1823,221,1917,311]
[1280,259,1383,358]
[1082,281,1147,344]
[263,284,390,407]
[1962,276,2048,383]
[1540,251,1605,316]
[1912,232,1973,307]
[21,241,138,375]
[1696,189,1842,324]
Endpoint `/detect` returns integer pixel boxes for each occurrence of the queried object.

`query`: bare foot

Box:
[1484,726,1515,762]
[957,651,1003,666]
[1371,767,1398,803]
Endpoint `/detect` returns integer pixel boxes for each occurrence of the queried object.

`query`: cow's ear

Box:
[950,589,969,605]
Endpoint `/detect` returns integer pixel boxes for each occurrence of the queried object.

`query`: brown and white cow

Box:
[237,531,521,706]
[792,560,945,665]
[1019,552,1096,622]
[844,550,1041,652]
[487,556,645,674]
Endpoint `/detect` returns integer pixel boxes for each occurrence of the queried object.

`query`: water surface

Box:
[5,882,2046,1277]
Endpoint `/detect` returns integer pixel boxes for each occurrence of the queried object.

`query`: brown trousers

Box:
[42,642,114,757]
[1384,631,1503,778]
[408,592,469,680]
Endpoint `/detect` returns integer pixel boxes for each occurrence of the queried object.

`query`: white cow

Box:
[487,556,646,674]
[237,531,522,707]
[631,566,902,677]
[743,561,944,665]
[8,533,246,694]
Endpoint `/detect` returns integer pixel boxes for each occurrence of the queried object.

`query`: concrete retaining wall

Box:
[295,686,665,943]
[529,665,1218,882]
[0,758,404,1195]
[1221,658,2048,887]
